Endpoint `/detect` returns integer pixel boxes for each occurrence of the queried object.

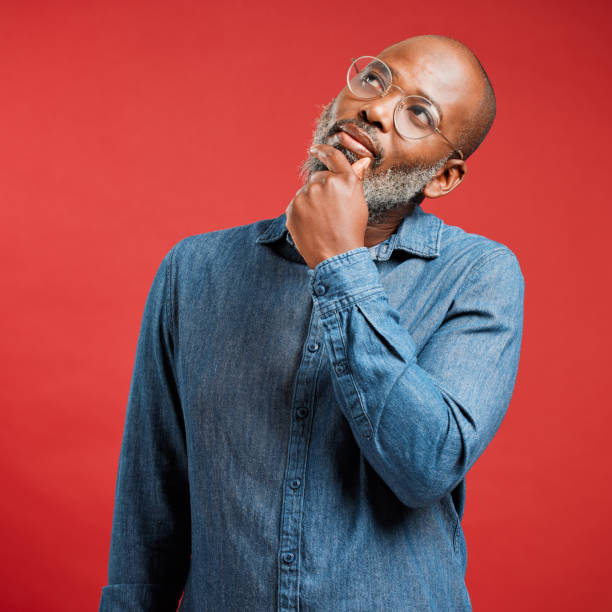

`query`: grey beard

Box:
[300,101,449,224]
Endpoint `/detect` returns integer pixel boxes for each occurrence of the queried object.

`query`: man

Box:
[99,34,524,611]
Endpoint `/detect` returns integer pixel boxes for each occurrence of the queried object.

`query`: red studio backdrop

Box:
[1,1,610,610]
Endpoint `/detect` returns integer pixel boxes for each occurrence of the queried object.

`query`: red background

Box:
[1,1,610,610]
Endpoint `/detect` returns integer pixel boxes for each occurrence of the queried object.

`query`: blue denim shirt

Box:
[99,203,525,611]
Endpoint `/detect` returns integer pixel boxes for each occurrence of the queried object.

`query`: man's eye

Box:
[361,71,385,92]
[406,105,434,128]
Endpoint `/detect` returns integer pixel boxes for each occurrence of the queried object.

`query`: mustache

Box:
[325,118,384,165]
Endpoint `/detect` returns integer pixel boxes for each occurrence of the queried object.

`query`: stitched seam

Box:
[342,288,387,309]
[319,288,385,318]
[463,248,513,286]
[313,247,369,274]
[334,308,374,437]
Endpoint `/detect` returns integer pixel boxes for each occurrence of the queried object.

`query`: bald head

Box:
[379,35,496,160]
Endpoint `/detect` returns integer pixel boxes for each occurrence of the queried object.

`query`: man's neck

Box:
[363,203,417,247]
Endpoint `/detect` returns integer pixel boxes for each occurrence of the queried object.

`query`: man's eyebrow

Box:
[386,63,445,123]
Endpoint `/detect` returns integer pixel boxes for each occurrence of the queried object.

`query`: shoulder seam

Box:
[464,247,515,285]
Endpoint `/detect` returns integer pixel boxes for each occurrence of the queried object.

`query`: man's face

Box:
[301,100,450,223]
[300,41,476,223]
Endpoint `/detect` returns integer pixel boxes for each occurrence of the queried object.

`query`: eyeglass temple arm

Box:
[434,127,464,160]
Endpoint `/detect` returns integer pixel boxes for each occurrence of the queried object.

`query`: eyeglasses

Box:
[347,56,464,161]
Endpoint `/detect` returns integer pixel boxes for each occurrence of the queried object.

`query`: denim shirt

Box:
[99,204,525,612]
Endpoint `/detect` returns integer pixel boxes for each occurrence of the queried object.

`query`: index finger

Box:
[309,144,355,176]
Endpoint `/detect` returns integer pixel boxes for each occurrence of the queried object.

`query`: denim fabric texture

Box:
[99,203,525,611]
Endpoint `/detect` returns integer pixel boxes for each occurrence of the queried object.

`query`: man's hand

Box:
[285,144,372,269]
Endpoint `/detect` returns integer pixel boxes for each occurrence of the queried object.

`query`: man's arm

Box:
[308,246,525,509]
[99,246,190,612]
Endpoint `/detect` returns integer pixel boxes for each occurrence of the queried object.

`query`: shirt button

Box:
[290,478,301,490]
[282,552,295,564]
[335,362,346,374]
[307,342,319,352]
[315,285,326,296]
[296,407,309,419]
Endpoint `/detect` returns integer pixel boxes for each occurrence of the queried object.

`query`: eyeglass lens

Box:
[347,56,439,140]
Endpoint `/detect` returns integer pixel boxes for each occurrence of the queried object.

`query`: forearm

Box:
[309,246,524,508]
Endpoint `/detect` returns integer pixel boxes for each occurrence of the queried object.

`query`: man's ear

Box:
[423,159,467,199]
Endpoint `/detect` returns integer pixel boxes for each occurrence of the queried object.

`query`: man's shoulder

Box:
[164,216,277,268]
[432,215,524,290]
[439,217,521,269]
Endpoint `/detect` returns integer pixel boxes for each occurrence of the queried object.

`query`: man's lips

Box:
[333,124,378,158]
[331,124,378,158]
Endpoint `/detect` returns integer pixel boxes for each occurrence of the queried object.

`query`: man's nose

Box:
[358,88,403,134]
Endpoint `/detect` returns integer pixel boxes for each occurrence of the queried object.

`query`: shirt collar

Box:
[255,204,443,261]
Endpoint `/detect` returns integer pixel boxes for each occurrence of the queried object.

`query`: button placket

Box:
[334,361,346,375]
[277,307,323,612]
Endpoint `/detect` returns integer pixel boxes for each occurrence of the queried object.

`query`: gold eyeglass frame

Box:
[347,56,464,161]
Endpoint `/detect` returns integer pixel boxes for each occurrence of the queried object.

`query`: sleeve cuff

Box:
[99,583,183,611]
[307,247,386,316]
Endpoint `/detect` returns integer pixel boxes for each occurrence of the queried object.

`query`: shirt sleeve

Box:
[308,246,525,509]
[99,246,190,611]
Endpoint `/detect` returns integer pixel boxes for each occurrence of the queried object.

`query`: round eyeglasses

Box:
[347,56,464,160]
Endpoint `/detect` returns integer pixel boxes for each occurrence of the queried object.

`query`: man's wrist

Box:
[305,243,366,270]
[307,247,385,317]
